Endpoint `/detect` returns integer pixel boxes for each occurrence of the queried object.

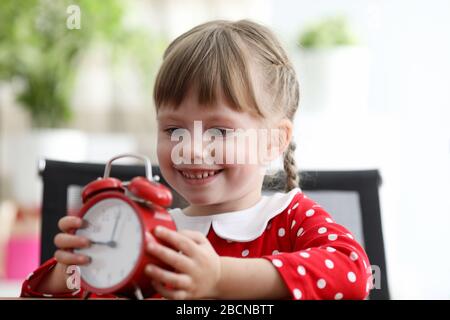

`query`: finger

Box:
[153,226,196,257]
[54,233,90,250]
[178,230,207,245]
[54,250,90,266]
[58,216,83,233]
[145,264,192,290]
[147,241,194,273]
[151,280,189,300]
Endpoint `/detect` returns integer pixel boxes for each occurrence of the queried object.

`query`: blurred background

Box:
[0,0,449,299]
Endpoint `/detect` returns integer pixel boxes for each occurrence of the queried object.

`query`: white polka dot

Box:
[272,259,283,267]
[346,233,354,239]
[325,259,334,269]
[363,260,367,269]
[318,227,327,234]
[278,228,286,237]
[291,220,296,229]
[350,252,359,261]
[317,279,326,289]
[297,265,306,276]
[241,249,249,257]
[293,288,302,300]
[328,234,338,241]
[305,209,315,217]
[334,292,343,300]
[347,271,357,283]
[325,217,334,223]
[43,293,53,298]
[272,250,280,255]
[297,227,304,237]
[288,208,292,215]
[292,202,299,210]
[326,246,336,253]
[299,252,310,258]
[26,272,34,281]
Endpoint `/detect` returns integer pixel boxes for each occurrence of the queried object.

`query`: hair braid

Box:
[283,140,299,192]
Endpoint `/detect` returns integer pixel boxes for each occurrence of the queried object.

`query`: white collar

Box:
[168,187,301,242]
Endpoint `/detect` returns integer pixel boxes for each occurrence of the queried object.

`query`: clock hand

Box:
[90,240,117,248]
[109,211,121,242]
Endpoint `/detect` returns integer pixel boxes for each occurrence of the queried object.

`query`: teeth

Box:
[180,170,221,179]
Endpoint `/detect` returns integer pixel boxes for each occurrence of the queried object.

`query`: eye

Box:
[207,127,234,138]
[163,127,180,135]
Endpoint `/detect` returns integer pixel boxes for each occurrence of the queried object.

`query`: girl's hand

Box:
[53,216,91,266]
[32,216,91,294]
[145,226,221,299]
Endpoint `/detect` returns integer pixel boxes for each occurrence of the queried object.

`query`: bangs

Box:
[153,22,264,117]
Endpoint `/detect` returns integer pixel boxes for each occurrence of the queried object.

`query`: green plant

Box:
[298,15,358,49]
[0,0,165,128]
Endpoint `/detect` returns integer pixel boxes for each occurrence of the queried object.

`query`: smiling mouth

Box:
[177,169,224,180]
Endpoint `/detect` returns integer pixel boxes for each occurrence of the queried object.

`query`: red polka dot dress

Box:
[21,188,372,299]
[170,188,372,300]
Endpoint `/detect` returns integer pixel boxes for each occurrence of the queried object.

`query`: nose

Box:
[190,132,204,164]
[174,122,208,165]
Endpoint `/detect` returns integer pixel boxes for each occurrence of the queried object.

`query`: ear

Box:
[277,118,293,153]
[264,118,293,162]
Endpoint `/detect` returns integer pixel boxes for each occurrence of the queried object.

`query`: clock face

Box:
[74,198,143,289]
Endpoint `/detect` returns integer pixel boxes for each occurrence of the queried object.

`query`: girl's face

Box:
[156,88,269,214]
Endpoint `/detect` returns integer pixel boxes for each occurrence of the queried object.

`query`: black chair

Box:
[38,159,389,300]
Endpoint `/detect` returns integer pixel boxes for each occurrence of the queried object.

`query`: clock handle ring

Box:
[103,154,153,181]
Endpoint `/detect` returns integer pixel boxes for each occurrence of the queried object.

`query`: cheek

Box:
[156,136,173,168]
[224,138,262,166]
[223,139,235,163]
[224,164,264,185]
[156,139,179,190]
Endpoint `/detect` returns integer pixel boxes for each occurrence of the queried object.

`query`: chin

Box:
[181,192,218,206]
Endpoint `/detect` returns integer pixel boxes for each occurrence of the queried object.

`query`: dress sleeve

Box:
[20,258,88,298]
[21,258,162,299]
[262,192,373,300]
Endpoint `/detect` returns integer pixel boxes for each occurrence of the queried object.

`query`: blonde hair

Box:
[154,19,300,191]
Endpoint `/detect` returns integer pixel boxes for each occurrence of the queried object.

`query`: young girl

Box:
[21,20,372,300]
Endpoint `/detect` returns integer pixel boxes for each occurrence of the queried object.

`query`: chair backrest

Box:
[39,159,389,299]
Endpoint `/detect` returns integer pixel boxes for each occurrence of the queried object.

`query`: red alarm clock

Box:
[73,154,176,299]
